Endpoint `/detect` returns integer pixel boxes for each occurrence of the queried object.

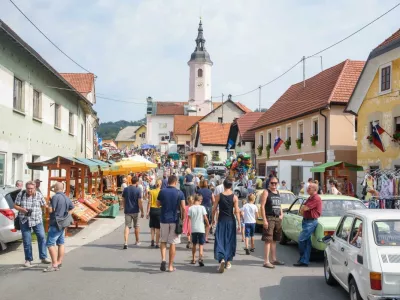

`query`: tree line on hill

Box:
[97,118,146,140]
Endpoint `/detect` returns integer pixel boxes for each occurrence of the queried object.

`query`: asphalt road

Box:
[0,215,349,300]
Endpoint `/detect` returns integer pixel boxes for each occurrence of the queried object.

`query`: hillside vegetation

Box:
[97,118,146,140]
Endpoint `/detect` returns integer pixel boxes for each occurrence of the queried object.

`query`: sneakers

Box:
[250,248,255,252]
[151,240,155,247]
[218,260,225,273]
[245,248,250,255]
[155,245,160,249]
[43,265,59,272]
[123,244,128,250]
[41,258,51,264]
[24,261,33,268]
[135,241,141,246]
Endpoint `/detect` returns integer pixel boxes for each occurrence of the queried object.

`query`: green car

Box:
[280,195,367,251]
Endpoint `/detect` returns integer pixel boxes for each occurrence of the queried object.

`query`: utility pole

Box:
[302,56,306,88]
[258,85,262,112]
[221,93,224,123]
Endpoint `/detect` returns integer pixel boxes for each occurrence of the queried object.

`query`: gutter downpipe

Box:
[319,107,329,163]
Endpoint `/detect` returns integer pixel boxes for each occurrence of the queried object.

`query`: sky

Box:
[1,0,399,123]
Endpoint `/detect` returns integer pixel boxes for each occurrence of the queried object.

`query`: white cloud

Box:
[1,0,399,122]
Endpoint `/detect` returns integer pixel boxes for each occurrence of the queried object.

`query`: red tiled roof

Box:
[199,122,231,145]
[156,102,187,115]
[174,116,202,135]
[60,73,94,97]
[253,60,365,130]
[236,102,252,113]
[236,112,264,141]
[213,103,222,109]
[375,29,400,51]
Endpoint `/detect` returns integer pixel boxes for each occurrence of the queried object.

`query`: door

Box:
[283,198,303,241]
[331,215,354,285]
[346,218,365,291]
[291,166,303,195]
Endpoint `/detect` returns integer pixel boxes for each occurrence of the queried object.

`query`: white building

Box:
[0,20,98,195]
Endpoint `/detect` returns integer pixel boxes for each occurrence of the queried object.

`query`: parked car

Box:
[193,167,208,180]
[233,181,248,199]
[206,161,226,176]
[280,195,366,251]
[323,210,400,300]
[254,189,299,231]
[0,187,22,250]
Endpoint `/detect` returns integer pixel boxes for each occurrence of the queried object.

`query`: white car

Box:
[0,187,22,250]
[323,210,400,300]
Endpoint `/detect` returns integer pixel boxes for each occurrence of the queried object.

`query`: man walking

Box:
[260,177,284,269]
[14,181,50,267]
[122,177,144,249]
[44,182,74,272]
[293,183,322,267]
[34,179,43,194]
[15,180,23,189]
[157,175,185,272]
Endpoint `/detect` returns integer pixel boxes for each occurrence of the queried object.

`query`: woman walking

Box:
[212,178,241,273]
[197,180,215,242]
[147,179,162,248]
[184,168,195,201]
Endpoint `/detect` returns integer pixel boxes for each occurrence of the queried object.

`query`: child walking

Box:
[240,199,246,242]
[183,195,194,249]
[188,194,210,266]
[241,194,258,255]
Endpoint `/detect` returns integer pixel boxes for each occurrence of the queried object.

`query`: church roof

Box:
[188,20,213,65]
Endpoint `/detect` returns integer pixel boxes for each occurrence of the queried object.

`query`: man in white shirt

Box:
[214,181,224,196]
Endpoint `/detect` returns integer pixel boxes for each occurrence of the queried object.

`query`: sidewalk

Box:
[0,215,124,271]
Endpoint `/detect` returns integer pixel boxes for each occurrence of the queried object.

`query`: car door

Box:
[282,198,302,241]
[331,215,354,285]
[345,218,365,291]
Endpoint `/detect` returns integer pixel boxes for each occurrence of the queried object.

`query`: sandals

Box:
[271,260,285,266]
[263,262,275,269]
[225,262,232,269]
[218,260,225,273]
[190,259,196,265]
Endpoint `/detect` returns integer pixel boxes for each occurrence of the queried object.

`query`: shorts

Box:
[204,206,212,223]
[261,216,282,242]
[125,213,139,228]
[245,223,256,238]
[191,232,205,245]
[160,223,181,244]
[46,225,65,247]
[149,208,161,229]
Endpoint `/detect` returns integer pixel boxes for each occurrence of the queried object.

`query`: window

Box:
[395,116,400,132]
[33,90,41,119]
[198,68,203,77]
[380,65,391,92]
[369,165,379,172]
[336,216,354,241]
[0,153,5,186]
[286,126,291,141]
[276,128,281,138]
[218,117,223,124]
[268,132,272,146]
[86,122,92,142]
[312,119,319,141]
[259,134,264,148]
[13,77,23,111]
[69,112,74,135]
[211,151,220,161]
[159,123,167,129]
[298,122,304,143]
[81,124,84,153]
[54,104,61,128]
[349,218,363,248]
[355,117,358,140]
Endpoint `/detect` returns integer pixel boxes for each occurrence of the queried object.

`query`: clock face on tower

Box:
[196,81,204,88]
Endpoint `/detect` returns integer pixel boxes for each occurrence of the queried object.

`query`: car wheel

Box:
[324,256,337,285]
[349,278,362,300]
[234,190,241,198]
[279,231,289,245]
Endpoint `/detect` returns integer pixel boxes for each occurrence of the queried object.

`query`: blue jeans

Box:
[298,219,318,265]
[20,221,47,262]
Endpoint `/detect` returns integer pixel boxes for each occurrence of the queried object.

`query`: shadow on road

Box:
[260,275,348,300]
[0,241,22,255]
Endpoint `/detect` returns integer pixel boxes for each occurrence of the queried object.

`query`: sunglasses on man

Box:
[270,182,278,185]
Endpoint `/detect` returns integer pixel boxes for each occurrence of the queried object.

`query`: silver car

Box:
[233,181,249,199]
[0,187,22,250]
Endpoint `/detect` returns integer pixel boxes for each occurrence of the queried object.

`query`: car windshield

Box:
[320,200,366,217]
[373,220,400,246]
[194,169,206,174]
[280,193,296,204]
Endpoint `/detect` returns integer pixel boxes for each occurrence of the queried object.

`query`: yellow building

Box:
[346,30,400,174]
[115,125,147,149]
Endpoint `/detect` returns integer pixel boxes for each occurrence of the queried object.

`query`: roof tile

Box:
[236,112,264,141]
[156,102,187,115]
[60,73,94,97]
[374,29,400,51]
[174,116,202,135]
[199,122,230,145]
[236,102,252,113]
[253,60,364,129]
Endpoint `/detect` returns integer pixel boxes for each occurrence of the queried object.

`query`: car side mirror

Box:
[322,235,333,244]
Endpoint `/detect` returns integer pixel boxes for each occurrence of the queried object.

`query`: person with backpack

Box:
[44,182,74,272]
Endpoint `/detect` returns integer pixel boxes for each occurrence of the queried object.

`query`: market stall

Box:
[187,152,207,169]
[310,161,363,196]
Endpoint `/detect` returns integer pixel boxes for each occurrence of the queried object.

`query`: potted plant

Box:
[266,144,271,159]
[310,134,318,146]
[257,144,263,156]
[284,138,291,150]
[392,131,400,143]
[295,138,302,150]
[366,135,373,143]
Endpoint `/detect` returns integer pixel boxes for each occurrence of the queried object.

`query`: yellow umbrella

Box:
[102,158,157,176]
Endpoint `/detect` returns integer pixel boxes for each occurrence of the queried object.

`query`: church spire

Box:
[188,18,213,65]
[195,19,206,51]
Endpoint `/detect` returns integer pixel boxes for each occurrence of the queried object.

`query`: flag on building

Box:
[273,137,283,154]
[372,125,385,152]
[375,124,386,135]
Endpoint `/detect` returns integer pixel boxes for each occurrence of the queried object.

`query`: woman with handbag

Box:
[212,177,241,273]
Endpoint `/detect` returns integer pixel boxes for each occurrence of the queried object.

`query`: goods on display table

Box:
[98,194,120,218]
[71,200,98,225]
[225,152,253,180]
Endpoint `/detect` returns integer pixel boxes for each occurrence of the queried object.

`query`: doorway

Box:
[291,166,303,195]
[12,153,23,184]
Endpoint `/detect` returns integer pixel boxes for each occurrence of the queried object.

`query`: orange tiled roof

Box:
[60,73,94,97]
[236,112,264,141]
[199,122,231,145]
[236,102,252,113]
[253,60,365,130]
[174,116,202,135]
[374,29,400,51]
[156,102,187,115]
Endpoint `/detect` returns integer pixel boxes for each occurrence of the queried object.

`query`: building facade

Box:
[0,20,97,194]
[346,30,400,185]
